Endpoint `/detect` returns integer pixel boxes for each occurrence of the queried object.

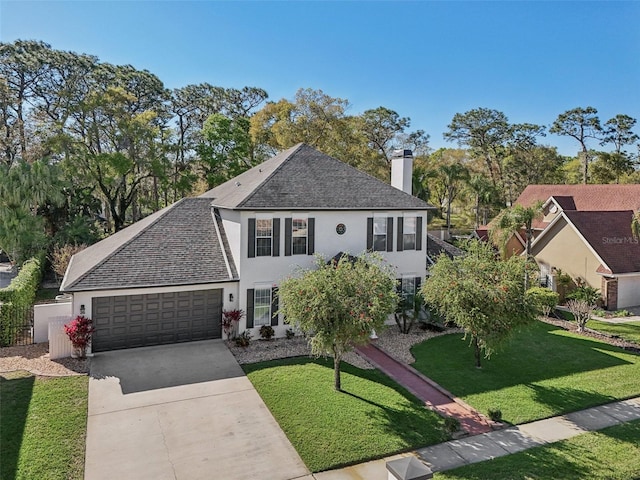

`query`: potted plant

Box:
[221,309,244,340]
[64,315,95,359]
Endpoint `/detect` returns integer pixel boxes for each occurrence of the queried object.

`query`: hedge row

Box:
[0,255,44,346]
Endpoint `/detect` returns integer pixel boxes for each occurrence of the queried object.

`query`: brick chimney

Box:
[391,149,413,195]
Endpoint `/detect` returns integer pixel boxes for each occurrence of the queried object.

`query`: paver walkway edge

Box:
[355,342,493,435]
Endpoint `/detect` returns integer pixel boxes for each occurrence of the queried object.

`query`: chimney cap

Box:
[392,149,413,159]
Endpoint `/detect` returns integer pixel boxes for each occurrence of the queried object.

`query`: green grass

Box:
[243,357,446,472]
[434,419,640,480]
[586,319,640,344]
[0,371,89,480]
[411,321,640,424]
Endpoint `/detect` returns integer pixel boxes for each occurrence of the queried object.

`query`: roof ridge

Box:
[329,149,428,203]
[63,199,188,291]
[241,143,425,207]
[237,143,305,208]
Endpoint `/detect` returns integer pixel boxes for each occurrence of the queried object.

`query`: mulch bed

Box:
[541,316,640,354]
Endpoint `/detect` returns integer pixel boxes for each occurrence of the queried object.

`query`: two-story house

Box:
[60,144,435,352]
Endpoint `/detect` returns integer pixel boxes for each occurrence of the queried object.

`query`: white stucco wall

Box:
[33,301,72,343]
[237,209,429,337]
[220,209,242,276]
[617,275,640,309]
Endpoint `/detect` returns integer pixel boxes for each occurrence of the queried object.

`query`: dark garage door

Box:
[92,289,223,352]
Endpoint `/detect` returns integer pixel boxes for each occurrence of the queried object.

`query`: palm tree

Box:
[490,201,544,290]
[467,174,497,228]
[632,210,640,240]
[438,163,469,237]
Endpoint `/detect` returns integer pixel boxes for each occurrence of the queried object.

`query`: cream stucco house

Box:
[60,144,435,352]
[502,185,640,310]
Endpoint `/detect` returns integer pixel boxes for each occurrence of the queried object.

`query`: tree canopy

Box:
[277,253,397,391]
[421,240,537,368]
[0,38,637,266]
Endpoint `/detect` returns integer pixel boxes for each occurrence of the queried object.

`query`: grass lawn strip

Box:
[244,357,446,473]
[434,419,640,480]
[0,370,88,480]
[586,319,640,344]
[411,321,640,425]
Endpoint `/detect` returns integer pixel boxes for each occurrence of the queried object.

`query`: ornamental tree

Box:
[278,253,398,391]
[421,240,537,368]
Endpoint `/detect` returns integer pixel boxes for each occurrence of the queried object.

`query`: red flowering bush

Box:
[64,315,95,358]
[221,309,244,339]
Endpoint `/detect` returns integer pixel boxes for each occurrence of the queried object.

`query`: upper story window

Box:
[367,215,393,252]
[403,217,416,250]
[373,217,387,251]
[285,217,315,256]
[397,214,423,252]
[248,216,281,258]
[256,219,273,257]
[292,218,307,255]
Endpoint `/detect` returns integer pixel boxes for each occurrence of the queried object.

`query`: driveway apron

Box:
[84,340,309,480]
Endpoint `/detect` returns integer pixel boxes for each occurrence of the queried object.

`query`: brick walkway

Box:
[355,343,492,435]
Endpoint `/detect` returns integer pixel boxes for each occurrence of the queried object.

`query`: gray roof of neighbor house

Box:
[61,198,238,292]
[426,234,464,263]
[200,143,435,211]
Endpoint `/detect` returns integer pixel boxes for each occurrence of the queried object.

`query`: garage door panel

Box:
[91,289,222,352]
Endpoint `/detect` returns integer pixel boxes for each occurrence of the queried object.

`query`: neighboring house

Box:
[60,144,435,352]
[478,184,640,309]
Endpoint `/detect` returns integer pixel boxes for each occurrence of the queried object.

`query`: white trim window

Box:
[403,215,417,250]
[254,286,272,326]
[401,275,417,302]
[373,216,387,252]
[292,218,308,255]
[256,218,273,257]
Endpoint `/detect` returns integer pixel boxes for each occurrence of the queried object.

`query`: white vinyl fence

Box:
[33,302,73,359]
[48,319,74,359]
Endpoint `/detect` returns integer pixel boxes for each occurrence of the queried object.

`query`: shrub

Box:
[221,308,244,339]
[64,315,95,358]
[615,310,630,317]
[488,408,503,422]
[259,325,275,340]
[567,299,594,333]
[285,328,296,339]
[0,256,43,346]
[235,330,251,347]
[526,287,559,317]
[566,285,601,304]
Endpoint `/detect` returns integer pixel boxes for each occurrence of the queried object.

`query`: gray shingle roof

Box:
[200,143,434,210]
[61,198,238,292]
[426,234,464,263]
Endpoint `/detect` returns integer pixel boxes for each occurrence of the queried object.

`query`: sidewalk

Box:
[312,396,640,479]
[355,343,493,435]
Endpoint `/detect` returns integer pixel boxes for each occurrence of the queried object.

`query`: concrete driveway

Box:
[85,340,310,480]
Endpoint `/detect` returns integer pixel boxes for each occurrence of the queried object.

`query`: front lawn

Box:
[244,357,446,472]
[586,319,640,344]
[0,371,88,480]
[434,419,640,480]
[411,321,640,424]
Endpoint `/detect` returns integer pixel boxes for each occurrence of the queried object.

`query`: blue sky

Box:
[1,1,638,156]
